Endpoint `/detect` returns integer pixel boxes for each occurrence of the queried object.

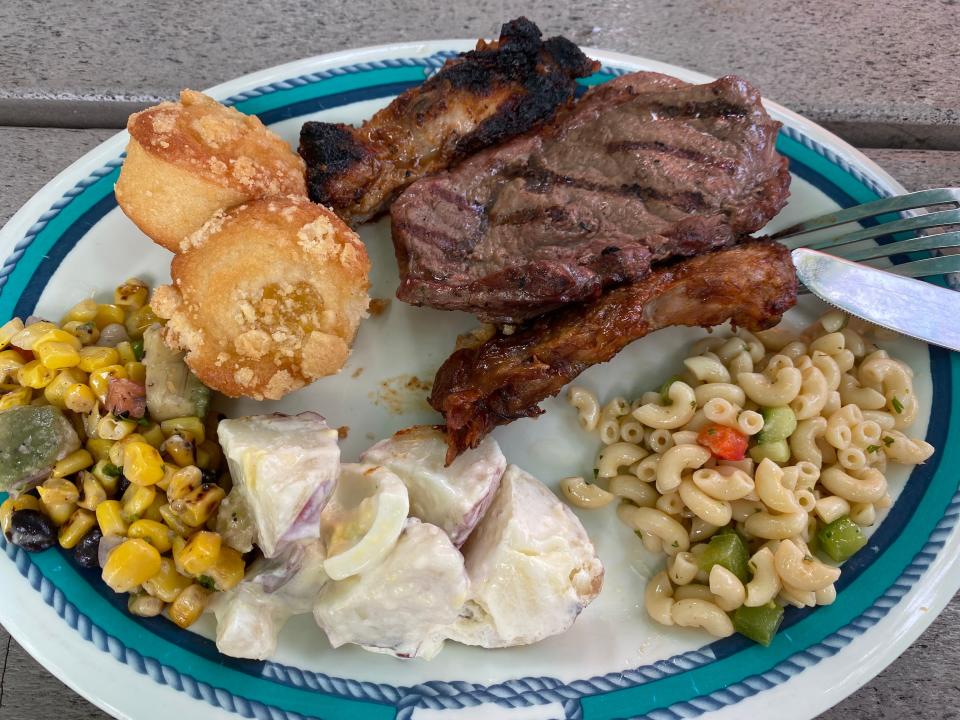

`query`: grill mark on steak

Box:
[606,140,738,173]
[428,241,798,462]
[391,71,791,324]
[298,17,598,226]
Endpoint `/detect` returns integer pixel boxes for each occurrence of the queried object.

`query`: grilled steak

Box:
[392,72,790,323]
[298,17,598,226]
[429,241,797,462]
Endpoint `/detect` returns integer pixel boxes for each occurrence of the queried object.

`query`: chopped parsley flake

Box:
[197,575,216,591]
[891,396,904,414]
[102,462,122,478]
[865,444,881,454]
[883,436,895,447]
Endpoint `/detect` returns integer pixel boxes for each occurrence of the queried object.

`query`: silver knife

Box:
[792,247,960,352]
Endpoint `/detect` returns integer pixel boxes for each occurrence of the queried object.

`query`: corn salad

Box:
[0,279,239,630]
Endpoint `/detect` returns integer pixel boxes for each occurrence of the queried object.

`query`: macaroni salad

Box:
[562,311,934,645]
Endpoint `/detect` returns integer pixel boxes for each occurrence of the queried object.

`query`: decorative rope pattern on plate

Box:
[0,157,123,295]
[0,57,953,720]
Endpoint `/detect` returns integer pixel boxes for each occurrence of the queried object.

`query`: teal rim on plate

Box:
[0,48,957,720]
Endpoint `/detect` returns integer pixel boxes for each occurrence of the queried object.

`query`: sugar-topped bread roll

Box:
[150,196,370,400]
[116,90,306,252]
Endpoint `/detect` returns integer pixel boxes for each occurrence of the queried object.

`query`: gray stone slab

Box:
[0,0,957,147]
[0,129,958,718]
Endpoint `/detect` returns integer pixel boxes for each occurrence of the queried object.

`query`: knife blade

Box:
[792,247,960,353]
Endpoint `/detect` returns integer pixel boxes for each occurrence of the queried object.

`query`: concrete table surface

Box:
[0,2,959,718]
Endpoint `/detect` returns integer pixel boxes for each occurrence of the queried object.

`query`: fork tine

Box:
[781,208,960,250]
[836,230,960,262]
[887,254,960,279]
[770,188,960,240]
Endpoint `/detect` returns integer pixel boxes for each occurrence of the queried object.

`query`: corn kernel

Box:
[144,495,165,523]
[123,441,165,486]
[0,317,25,349]
[160,417,205,444]
[78,346,120,373]
[155,463,177,492]
[115,279,149,309]
[142,557,192,602]
[52,449,94,478]
[42,501,76,527]
[17,360,56,388]
[121,483,156,521]
[58,508,96,549]
[87,438,115,463]
[0,386,32,410]
[96,499,128,536]
[171,483,225,528]
[89,364,127,402]
[91,459,122,495]
[168,584,209,629]
[159,504,195,538]
[194,440,221,471]
[97,415,136,441]
[116,341,136,365]
[102,538,161,593]
[128,519,173,553]
[108,433,148,467]
[62,298,98,323]
[76,471,107,511]
[175,531,221,576]
[163,434,195,467]
[125,305,161,340]
[43,367,87,408]
[166,466,202,501]
[128,592,164,617]
[94,304,126,330]
[35,340,81,370]
[140,422,165,448]
[12,323,80,352]
[61,320,99,345]
[38,476,80,505]
[205,546,245,592]
[64,383,97,413]
[1,495,42,536]
[124,361,146,384]
[0,349,26,381]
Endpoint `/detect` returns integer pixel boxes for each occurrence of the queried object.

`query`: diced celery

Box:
[749,439,791,464]
[697,530,751,582]
[732,601,784,646]
[816,515,868,562]
[0,406,80,493]
[756,406,797,444]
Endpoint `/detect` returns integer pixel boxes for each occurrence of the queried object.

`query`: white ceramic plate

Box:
[1,41,957,720]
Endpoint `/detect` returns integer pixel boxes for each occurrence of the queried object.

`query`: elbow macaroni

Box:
[564,311,933,644]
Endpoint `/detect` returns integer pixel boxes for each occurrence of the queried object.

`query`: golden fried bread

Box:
[116,90,306,252]
[150,196,370,400]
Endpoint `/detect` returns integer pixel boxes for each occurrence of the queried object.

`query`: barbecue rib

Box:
[429,242,797,463]
[298,18,597,225]
[392,73,790,323]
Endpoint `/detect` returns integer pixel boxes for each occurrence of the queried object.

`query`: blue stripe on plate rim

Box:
[0,51,956,720]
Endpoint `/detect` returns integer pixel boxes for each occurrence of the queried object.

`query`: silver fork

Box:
[769,187,960,284]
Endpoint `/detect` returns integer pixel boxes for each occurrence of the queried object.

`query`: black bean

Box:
[200,468,218,486]
[74,527,103,568]
[9,509,56,552]
[115,474,131,498]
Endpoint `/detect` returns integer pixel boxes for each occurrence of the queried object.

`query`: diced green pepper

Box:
[749,439,791,464]
[732,601,784,646]
[131,339,144,361]
[698,531,751,583]
[756,406,797,444]
[659,375,684,405]
[816,515,867,562]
